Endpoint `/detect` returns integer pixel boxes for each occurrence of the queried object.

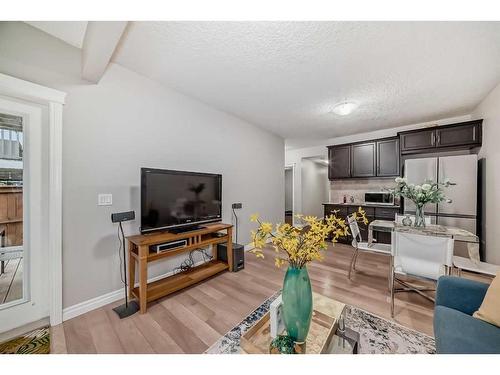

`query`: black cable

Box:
[117,223,126,285]
[232,207,238,244]
[173,248,213,275]
[117,221,129,308]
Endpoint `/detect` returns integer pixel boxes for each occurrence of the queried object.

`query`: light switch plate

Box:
[98,193,112,206]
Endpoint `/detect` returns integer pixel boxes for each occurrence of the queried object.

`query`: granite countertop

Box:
[323,202,401,209]
[369,220,479,243]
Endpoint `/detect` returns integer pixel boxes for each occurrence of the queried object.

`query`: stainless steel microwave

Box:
[364,192,394,205]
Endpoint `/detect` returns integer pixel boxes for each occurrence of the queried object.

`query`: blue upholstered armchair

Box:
[434,276,500,354]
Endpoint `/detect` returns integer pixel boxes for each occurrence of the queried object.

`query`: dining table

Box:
[367,219,480,262]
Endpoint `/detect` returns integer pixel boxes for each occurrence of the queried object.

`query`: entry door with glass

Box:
[0,97,49,333]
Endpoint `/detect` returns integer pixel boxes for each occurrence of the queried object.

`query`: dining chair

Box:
[390,231,454,317]
[395,213,432,225]
[347,214,391,281]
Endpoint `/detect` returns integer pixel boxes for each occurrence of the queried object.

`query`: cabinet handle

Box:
[473,126,476,141]
[431,132,435,146]
[436,133,441,145]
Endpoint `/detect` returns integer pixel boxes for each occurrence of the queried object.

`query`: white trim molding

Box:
[0,73,66,105]
[63,261,205,321]
[0,73,66,327]
[48,102,64,326]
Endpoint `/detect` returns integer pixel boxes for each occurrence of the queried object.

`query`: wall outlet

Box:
[98,193,113,206]
[232,202,242,209]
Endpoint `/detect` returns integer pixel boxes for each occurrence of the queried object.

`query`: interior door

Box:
[0,97,48,334]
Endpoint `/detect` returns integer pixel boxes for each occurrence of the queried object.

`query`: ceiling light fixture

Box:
[332,101,358,116]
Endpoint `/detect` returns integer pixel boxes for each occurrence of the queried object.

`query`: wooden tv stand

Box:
[127,223,233,314]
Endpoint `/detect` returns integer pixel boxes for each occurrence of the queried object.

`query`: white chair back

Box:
[347,214,362,248]
[395,213,432,225]
[391,231,454,281]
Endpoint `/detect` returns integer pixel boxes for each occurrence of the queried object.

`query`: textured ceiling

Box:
[25,21,88,48]
[113,22,500,145]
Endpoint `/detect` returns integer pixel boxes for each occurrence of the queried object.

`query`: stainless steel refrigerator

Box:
[403,155,477,257]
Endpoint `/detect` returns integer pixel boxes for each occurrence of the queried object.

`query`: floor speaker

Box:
[217,242,244,271]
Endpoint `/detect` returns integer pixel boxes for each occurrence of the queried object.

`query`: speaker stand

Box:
[113,221,139,319]
[113,300,140,319]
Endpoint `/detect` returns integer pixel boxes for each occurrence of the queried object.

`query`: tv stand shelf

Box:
[131,260,228,304]
[127,223,233,313]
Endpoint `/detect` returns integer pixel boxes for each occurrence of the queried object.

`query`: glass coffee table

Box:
[239,293,358,354]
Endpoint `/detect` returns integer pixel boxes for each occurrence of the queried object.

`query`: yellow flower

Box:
[250,213,259,222]
[260,222,273,234]
[249,249,264,258]
[274,257,287,268]
[250,210,367,268]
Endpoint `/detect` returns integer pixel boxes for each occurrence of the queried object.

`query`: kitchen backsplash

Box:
[329,178,400,204]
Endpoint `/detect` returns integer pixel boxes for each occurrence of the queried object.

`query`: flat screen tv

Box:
[140,168,222,233]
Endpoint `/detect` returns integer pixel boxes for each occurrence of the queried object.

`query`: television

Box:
[140,168,222,233]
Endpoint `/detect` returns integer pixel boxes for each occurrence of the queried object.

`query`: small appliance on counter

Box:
[364,192,394,205]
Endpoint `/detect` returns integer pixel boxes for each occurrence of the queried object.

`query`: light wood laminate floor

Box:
[51,243,488,354]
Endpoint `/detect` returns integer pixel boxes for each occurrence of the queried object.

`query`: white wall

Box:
[285,115,471,219]
[301,159,328,218]
[0,22,284,308]
[473,81,500,264]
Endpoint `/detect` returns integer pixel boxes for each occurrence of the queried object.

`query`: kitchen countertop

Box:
[323,202,401,209]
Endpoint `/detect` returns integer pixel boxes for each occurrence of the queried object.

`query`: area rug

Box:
[206,292,435,354]
[0,326,50,354]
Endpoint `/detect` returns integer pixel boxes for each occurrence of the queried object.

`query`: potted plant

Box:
[390,177,454,227]
[249,209,367,346]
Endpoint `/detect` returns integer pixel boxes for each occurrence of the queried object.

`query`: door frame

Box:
[285,163,295,226]
[0,73,65,326]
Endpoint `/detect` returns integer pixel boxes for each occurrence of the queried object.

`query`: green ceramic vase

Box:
[282,266,313,343]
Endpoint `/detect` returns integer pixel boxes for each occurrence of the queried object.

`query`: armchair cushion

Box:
[435,276,489,315]
[434,306,500,354]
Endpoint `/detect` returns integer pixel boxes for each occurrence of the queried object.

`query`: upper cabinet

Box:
[377,138,400,176]
[327,137,399,180]
[326,120,482,180]
[399,129,436,152]
[435,122,481,147]
[399,120,482,154]
[351,142,376,177]
[328,145,351,179]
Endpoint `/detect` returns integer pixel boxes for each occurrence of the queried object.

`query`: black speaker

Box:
[217,242,244,271]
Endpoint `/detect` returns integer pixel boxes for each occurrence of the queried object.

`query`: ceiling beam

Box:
[81,21,128,83]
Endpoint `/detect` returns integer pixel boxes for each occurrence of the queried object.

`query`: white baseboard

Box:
[62,260,206,322]
[62,289,124,322]
[62,241,264,321]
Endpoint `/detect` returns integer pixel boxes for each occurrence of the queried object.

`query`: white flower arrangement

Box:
[390,178,454,206]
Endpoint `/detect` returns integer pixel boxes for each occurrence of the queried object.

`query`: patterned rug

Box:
[206,292,435,354]
[0,326,50,354]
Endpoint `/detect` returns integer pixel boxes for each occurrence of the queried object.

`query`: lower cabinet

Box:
[323,204,399,246]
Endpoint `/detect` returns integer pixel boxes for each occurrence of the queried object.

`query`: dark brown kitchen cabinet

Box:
[399,120,482,154]
[328,137,400,180]
[351,142,376,177]
[376,138,400,177]
[328,145,351,179]
[399,129,436,152]
[436,122,481,147]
